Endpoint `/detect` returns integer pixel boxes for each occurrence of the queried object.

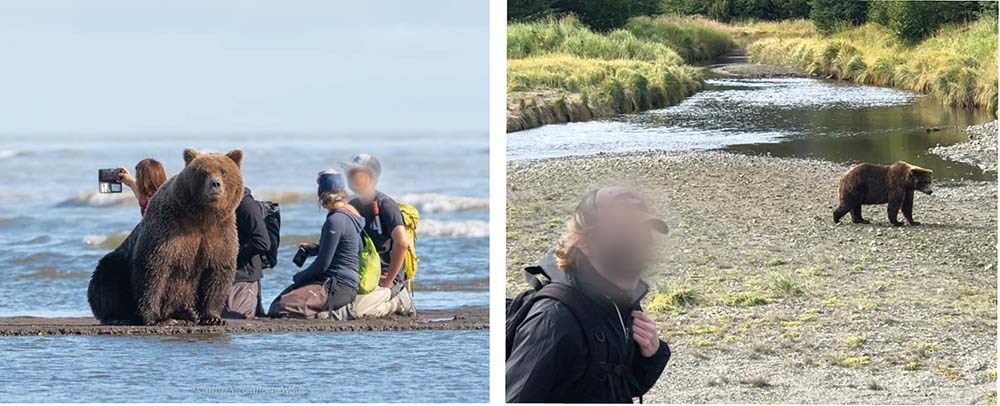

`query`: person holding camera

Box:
[117,158,167,217]
[268,170,364,319]
[506,186,671,403]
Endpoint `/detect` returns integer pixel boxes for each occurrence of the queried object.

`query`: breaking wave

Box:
[398,193,488,214]
[251,190,487,214]
[82,232,129,250]
[58,191,134,208]
[282,219,488,243]
[418,220,488,238]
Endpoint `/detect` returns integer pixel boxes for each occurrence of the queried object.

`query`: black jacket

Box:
[506,256,670,403]
[235,188,271,283]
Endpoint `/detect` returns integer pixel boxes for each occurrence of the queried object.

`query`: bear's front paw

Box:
[891,222,904,227]
[908,221,921,226]
[853,219,871,225]
[198,316,225,326]
[153,318,180,326]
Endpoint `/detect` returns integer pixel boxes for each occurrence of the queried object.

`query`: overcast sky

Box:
[0,0,486,135]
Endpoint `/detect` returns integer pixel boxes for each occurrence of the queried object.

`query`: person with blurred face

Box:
[342,153,415,317]
[506,186,671,403]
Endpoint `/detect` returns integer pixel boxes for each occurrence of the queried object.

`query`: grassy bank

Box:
[507,16,736,132]
[747,18,998,112]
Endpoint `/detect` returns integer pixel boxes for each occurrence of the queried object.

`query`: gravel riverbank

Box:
[0,307,488,336]
[930,120,998,172]
[507,151,996,404]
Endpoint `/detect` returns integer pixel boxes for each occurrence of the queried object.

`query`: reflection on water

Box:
[0,330,488,402]
[508,75,994,181]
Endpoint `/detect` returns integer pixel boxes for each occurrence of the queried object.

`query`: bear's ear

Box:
[910,166,933,175]
[226,149,244,168]
[183,148,201,166]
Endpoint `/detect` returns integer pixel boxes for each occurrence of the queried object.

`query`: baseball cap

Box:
[576,186,669,234]
[340,153,382,180]
[317,169,347,196]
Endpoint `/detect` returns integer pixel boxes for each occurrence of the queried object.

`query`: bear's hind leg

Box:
[89,250,137,325]
[887,195,904,226]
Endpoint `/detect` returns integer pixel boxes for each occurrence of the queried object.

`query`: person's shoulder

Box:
[523,297,585,335]
[376,191,399,206]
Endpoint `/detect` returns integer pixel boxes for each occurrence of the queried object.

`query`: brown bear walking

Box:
[88,148,244,325]
[833,161,933,226]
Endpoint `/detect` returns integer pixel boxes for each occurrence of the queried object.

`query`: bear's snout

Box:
[206,177,224,200]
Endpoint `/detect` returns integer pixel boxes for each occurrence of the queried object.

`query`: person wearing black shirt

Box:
[222,186,271,319]
[341,153,415,317]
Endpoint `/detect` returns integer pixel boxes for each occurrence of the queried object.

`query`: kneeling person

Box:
[269,170,364,319]
[223,186,272,319]
[344,154,415,317]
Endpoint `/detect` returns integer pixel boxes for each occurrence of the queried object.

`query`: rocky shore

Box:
[930,120,998,172]
[507,151,996,404]
[0,307,488,336]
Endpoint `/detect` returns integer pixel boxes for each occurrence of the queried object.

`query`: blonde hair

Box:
[554,210,592,271]
[319,190,349,210]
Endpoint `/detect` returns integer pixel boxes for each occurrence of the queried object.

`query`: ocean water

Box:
[508,74,994,181]
[0,132,489,315]
[0,330,489,402]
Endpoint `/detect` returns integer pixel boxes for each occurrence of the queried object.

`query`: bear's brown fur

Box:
[833,161,933,226]
[88,148,244,325]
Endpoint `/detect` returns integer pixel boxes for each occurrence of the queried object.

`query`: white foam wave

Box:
[419,219,489,238]
[83,232,129,249]
[59,191,135,208]
[398,193,489,214]
[0,149,23,159]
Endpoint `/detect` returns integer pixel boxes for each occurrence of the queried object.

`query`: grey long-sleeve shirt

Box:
[292,209,364,289]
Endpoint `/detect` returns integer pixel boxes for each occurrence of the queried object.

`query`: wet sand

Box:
[0,307,487,336]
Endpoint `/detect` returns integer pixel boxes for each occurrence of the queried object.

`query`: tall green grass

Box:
[747,19,998,112]
[624,16,737,62]
[506,16,734,131]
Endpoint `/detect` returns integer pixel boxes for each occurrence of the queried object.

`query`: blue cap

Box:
[317,169,347,196]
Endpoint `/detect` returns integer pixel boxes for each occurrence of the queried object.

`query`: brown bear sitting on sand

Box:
[88,148,244,325]
[833,161,933,226]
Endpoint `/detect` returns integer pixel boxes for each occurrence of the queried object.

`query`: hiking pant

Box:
[353,285,415,318]
[222,281,260,319]
[268,280,357,319]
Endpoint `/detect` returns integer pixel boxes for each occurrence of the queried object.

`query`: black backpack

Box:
[257,200,281,269]
[505,265,615,365]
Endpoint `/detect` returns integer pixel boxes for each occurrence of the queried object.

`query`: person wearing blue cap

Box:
[342,153,416,317]
[268,169,366,319]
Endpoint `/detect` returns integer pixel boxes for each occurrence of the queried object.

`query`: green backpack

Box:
[358,230,381,294]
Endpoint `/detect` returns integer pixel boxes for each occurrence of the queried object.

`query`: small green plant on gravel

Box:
[911,342,943,358]
[543,217,564,230]
[850,264,865,274]
[690,338,714,347]
[769,273,803,296]
[647,287,702,313]
[723,335,740,343]
[765,258,787,267]
[936,366,962,381]
[841,336,867,348]
[798,311,818,322]
[903,361,921,371]
[820,295,840,307]
[689,325,720,335]
[796,266,828,277]
[842,356,871,367]
[723,291,770,307]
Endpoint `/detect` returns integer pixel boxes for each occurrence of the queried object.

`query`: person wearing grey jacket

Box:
[269,170,365,318]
